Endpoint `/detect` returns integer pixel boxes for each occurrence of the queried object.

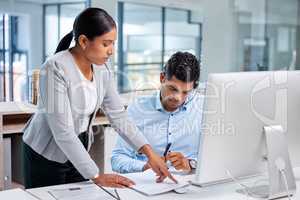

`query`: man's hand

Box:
[166,152,191,172]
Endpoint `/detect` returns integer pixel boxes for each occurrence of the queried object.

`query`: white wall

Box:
[91,0,118,20]
[199,0,239,80]
[0,0,43,70]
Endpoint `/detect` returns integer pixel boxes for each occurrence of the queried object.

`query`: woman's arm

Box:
[100,71,148,151]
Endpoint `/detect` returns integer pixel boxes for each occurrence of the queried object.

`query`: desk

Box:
[0,102,36,190]
[26,170,300,200]
[0,188,38,199]
[0,90,156,190]
[0,102,111,190]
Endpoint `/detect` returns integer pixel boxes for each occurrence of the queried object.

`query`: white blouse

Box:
[73,65,97,133]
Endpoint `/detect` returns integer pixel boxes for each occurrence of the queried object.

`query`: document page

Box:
[123,169,190,196]
[48,184,116,200]
[0,188,39,200]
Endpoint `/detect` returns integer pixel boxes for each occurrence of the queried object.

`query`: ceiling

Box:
[16,0,85,4]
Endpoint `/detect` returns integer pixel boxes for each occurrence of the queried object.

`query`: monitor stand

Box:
[237,125,296,199]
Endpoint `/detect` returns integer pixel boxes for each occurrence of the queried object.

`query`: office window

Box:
[235,0,299,72]
[45,6,59,58]
[44,2,86,59]
[117,2,202,92]
[0,14,29,102]
[165,8,201,62]
[119,3,163,92]
[61,4,86,39]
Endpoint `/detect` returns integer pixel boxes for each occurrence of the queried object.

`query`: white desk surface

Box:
[0,188,38,199]
[0,102,36,115]
[26,170,300,200]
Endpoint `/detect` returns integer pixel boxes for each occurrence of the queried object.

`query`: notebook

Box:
[123,169,190,196]
[48,184,116,200]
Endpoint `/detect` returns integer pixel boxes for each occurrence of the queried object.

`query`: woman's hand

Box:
[92,174,135,188]
[140,144,178,183]
[143,156,166,172]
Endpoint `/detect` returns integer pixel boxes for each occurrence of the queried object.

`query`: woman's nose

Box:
[108,48,114,56]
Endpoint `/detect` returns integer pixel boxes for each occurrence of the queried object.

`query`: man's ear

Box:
[78,34,89,50]
[160,72,166,84]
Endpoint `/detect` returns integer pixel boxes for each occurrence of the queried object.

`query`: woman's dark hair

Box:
[55,7,116,53]
[163,52,201,88]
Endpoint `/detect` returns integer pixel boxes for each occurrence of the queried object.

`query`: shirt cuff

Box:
[93,173,99,179]
[132,160,148,173]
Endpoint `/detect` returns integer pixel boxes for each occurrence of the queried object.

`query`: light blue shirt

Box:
[111,90,203,173]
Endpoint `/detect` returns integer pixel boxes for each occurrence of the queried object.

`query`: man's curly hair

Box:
[163,52,200,88]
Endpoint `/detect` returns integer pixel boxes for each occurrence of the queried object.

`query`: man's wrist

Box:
[188,159,197,171]
[184,158,192,172]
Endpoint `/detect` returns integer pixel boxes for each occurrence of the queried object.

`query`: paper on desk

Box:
[0,188,39,199]
[48,184,116,200]
[123,169,190,196]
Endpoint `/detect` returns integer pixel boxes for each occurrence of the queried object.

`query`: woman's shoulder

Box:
[44,50,71,65]
[40,50,73,80]
[41,50,73,72]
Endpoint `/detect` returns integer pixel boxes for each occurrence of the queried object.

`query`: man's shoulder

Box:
[128,92,158,113]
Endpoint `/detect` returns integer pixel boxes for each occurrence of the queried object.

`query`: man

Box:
[111,52,203,174]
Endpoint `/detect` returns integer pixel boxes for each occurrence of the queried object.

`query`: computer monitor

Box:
[193,71,300,199]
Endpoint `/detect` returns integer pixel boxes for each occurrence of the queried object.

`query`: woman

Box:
[22,7,176,189]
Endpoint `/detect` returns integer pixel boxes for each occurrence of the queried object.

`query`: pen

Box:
[163,143,172,161]
[114,188,121,200]
[95,184,120,200]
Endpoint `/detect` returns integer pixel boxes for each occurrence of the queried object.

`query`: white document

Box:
[0,188,38,199]
[123,169,190,196]
[48,184,116,200]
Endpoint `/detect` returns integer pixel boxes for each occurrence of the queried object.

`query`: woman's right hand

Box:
[92,174,135,188]
[140,144,177,183]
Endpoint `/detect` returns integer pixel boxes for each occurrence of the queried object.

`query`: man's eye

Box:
[170,87,177,92]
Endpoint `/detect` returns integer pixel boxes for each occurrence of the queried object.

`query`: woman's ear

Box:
[78,34,89,50]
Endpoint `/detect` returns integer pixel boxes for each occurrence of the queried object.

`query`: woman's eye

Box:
[103,42,111,47]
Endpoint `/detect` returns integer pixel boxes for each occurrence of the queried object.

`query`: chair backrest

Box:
[31,69,40,105]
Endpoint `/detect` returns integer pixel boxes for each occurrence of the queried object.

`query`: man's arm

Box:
[111,136,148,174]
